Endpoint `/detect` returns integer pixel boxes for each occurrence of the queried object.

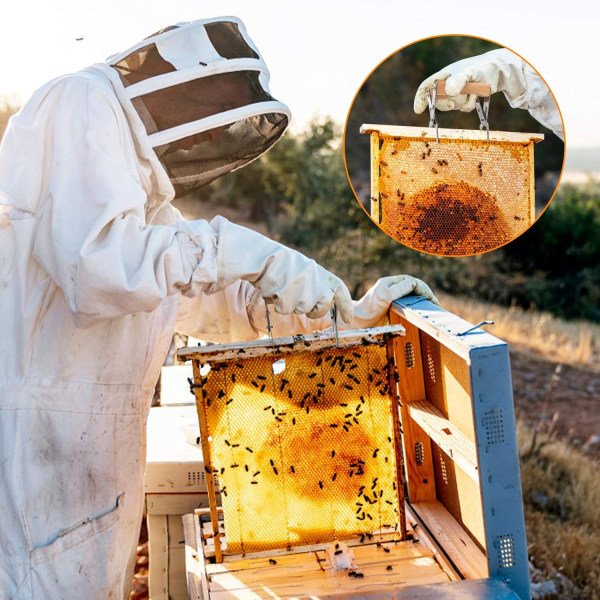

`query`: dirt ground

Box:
[510,344,600,451]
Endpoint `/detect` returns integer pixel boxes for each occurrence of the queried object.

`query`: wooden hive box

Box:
[178,299,530,600]
[360,124,544,255]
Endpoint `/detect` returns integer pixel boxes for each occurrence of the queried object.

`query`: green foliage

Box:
[202,119,599,322]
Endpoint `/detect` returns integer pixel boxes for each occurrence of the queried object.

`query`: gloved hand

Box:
[414,48,563,140]
[351,275,439,328]
[211,217,353,323]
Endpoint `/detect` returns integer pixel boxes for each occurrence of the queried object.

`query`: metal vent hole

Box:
[440,455,449,485]
[482,409,505,445]
[187,471,204,485]
[404,342,415,369]
[414,441,424,465]
[496,534,516,568]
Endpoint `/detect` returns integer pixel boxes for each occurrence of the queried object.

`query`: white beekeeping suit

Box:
[0,17,356,599]
[0,17,437,599]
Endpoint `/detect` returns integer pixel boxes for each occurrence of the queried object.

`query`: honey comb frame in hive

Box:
[179,325,407,562]
[361,124,544,256]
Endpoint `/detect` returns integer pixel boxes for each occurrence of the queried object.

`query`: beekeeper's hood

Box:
[107,17,290,197]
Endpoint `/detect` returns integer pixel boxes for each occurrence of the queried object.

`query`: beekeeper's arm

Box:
[176,275,438,342]
[414,48,563,140]
[33,77,352,328]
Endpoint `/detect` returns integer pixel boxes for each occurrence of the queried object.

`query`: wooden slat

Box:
[360,124,544,145]
[429,80,491,98]
[370,132,381,223]
[191,360,223,563]
[178,325,404,362]
[389,312,437,502]
[410,500,488,581]
[407,400,479,483]
[182,513,209,600]
[528,140,536,223]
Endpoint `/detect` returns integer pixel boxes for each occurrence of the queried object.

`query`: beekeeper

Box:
[0,17,436,598]
[414,48,564,140]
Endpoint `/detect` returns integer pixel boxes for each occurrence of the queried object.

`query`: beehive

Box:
[179,326,406,560]
[361,124,544,255]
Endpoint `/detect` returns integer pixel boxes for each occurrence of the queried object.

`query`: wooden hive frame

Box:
[360,124,544,255]
[179,300,530,600]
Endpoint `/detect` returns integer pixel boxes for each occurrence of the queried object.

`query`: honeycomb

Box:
[196,343,404,554]
[370,129,539,255]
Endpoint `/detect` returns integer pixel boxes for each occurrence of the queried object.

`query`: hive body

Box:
[362,125,543,255]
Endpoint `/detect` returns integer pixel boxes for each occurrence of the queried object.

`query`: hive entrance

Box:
[362,124,543,255]
[184,327,406,558]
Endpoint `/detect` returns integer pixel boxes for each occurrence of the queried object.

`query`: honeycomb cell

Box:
[367,127,541,256]
[197,344,404,554]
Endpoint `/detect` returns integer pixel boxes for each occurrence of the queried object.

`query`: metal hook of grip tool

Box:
[457,320,494,336]
[475,95,491,142]
[330,303,339,347]
[264,300,286,374]
[426,80,439,143]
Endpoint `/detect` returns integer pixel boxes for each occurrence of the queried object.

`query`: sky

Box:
[1,0,598,150]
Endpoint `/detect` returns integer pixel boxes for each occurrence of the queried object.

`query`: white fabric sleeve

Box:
[32,76,221,328]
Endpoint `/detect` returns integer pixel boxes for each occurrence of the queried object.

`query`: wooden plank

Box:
[207,539,429,576]
[528,140,536,224]
[147,514,169,599]
[429,80,491,98]
[410,500,488,581]
[209,568,449,599]
[183,513,209,600]
[370,132,381,223]
[407,400,478,483]
[389,312,437,503]
[405,504,460,583]
[178,325,404,362]
[386,337,407,537]
[359,124,544,145]
[191,360,223,563]
[217,531,405,563]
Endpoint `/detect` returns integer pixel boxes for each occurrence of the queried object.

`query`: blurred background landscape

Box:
[2,83,599,596]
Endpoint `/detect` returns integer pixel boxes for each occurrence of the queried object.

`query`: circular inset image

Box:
[344,35,565,257]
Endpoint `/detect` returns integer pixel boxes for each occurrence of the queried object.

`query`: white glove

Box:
[243,275,439,336]
[414,49,563,140]
[211,217,353,323]
[351,275,439,328]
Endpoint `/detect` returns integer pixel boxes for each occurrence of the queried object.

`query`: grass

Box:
[518,422,600,598]
[438,292,599,369]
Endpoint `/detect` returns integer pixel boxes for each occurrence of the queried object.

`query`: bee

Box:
[250,481,258,485]
[269,559,277,565]
[478,162,483,176]
[380,161,388,167]
[260,384,266,393]
[273,467,278,475]
[421,152,426,160]
[226,398,234,405]
[290,465,296,473]
[386,565,393,571]
[253,471,261,477]
[383,547,390,553]
[334,549,343,555]
[514,215,522,220]
[217,390,225,399]
[373,448,380,458]
[332,473,337,481]
[329,424,338,428]
[244,465,249,472]
[308,372,317,379]
[318,481,324,489]
[331,450,336,458]
[427,148,432,156]
[263,405,271,411]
